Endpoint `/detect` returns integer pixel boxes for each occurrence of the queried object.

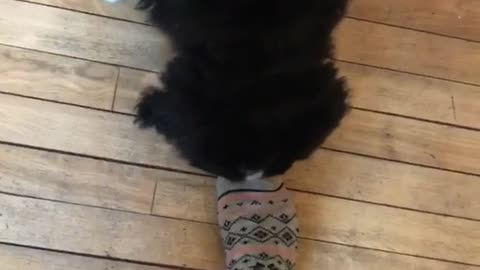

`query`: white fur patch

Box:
[246,171,264,181]
[104,0,122,4]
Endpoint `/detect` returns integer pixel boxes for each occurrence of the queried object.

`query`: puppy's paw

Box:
[135,87,164,128]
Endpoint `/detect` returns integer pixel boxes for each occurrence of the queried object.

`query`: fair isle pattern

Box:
[218,184,298,270]
[228,254,295,270]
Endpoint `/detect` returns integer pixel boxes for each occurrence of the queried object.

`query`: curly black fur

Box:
[135,0,350,180]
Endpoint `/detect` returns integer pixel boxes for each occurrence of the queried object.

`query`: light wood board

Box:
[0,193,223,269]
[340,62,480,129]
[2,93,480,220]
[152,173,480,265]
[0,244,171,270]
[325,109,480,176]
[29,0,480,43]
[114,61,480,130]
[349,0,480,42]
[0,45,117,109]
[2,0,480,87]
[0,0,173,71]
[1,193,478,269]
[27,0,146,23]
[0,143,156,213]
[335,19,480,85]
[0,93,193,173]
[286,149,480,220]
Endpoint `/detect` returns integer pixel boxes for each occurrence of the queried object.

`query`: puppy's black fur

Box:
[136,0,350,180]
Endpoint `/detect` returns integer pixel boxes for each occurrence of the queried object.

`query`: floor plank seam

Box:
[150,180,158,214]
[0,90,118,114]
[345,15,480,44]
[351,106,480,133]
[2,225,479,269]
[0,137,480,219]
[0,42,159,73]
[14,0,151,26]
[15,0,480,45]
[321,146,480,180]
[0,140,211,178]
[3,37,480,90]
[0,241,198,270]
[335,58,480,89]
[0,190,216,226]
[0,190,148,216]
[2,162,479,225]
[111,67,122,111]
[287,188,480,223]
[2,48,480,133]
[301,237,480,268]
[5,89,479,153]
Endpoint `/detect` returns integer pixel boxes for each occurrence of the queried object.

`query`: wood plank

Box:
[286,149,480,221]
[0,45,117,109]
[152,175,480,265]
[349,0,480,42]
[0,0,173,71]
[298,240,479,270]
[0,244,170,270]
[294,192,480,265]
[113,77,480,177]
[2,134,477,227]
[3,0,480,86]
[0,144,155,213]
[29,0,480,45]
[325,109,480,176]
[8,90,480,178]
[2,193,477,270]
[29,0,147,23]
[115,61,480,129]
[3,93,480,216]
[0,93,193,173]
[339,62,480,130]
[0,193,223,269]
[335,19,480,85]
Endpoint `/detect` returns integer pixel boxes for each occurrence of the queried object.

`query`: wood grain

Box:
[29,0,147,23]
[349,0,480,42]
[298,240,479,270]
[339,62,480,130]
[113,77,480,177]
[286,149,480,221]
[115,61,480,129]
[3,93,480,218]
[3,0,480,86]
[31,0,480,44]
[0,93,193,173]
[335,19,480,85]
[2,193,477,270]
[294,192,480,265]
[152,173,480,264]
[0,45,117,109]
[0,144,156,213]
[0,193,223,270]
[0,244,170,270]
[325,109,480,176]
[0,0,173,71]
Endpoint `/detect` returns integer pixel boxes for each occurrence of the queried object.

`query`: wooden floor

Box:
[1,0,479,269]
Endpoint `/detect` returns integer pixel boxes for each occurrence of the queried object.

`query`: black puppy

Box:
[136,0,350,180]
